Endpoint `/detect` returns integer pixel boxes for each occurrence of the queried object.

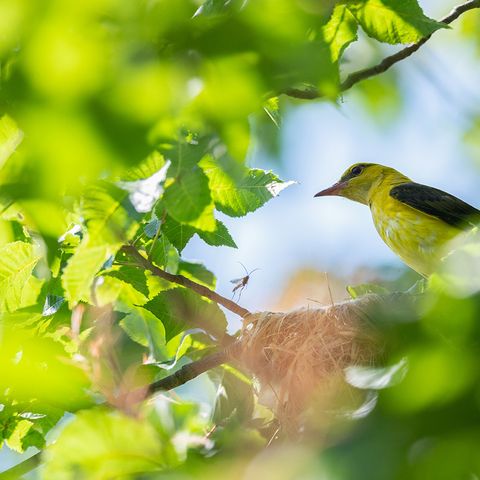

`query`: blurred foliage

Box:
[0,0,479,479]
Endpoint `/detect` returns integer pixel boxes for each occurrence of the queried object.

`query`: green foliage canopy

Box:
[0,0,479,479]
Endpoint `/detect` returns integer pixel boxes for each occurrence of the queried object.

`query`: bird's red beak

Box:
[314,181,347,197]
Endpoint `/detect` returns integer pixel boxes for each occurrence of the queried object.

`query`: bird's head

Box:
[314,163,407,205]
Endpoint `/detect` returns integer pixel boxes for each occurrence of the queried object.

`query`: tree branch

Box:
[121,245,251,318]
[0,453,41,480]
[148,350,230,393]
[284,0,480,100]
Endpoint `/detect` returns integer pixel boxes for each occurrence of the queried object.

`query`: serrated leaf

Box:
[83,182,140,246]
[186,201,216,232]
[144,217,161,239]
[197,220,237,248]
[0,114,23,168]
[346,0,445,45]
[62,243,112,306]
[324,4,358,61]
[143,288,227,342]
[160,214,196,252]
[121,151,166,181]
[42,409,177,479]
[120,309,166,359]
[163,167,213,228]
[178,261,216,289]
[161,135,213,176]
[149,235,180,274]
[0,241,41,313]
[200,156,292,217]
[96,266,151,306]
[5,419,33,453]
[96,275,149,307]
[107,266,150,297]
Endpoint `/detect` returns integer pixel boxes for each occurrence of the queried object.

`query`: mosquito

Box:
[230,262,260,300]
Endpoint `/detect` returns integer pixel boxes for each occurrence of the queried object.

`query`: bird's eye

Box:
[351,166,363,176]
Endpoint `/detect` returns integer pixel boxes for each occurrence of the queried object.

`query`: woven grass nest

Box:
[233,295,383,426]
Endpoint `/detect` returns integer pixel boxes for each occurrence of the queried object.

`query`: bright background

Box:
[185,0,480,321]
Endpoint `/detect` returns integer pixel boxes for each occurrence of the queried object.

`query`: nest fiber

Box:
[235,295,382,423]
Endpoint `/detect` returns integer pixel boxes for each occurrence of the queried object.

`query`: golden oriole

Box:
[315,163,480,277]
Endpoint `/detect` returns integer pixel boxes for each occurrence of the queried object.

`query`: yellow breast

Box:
[369,186,462,277]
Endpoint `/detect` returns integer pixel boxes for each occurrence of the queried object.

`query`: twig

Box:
[148,350,230,393]
[284,0,480,99]
[0,452,41,480]
[121,245,251,318]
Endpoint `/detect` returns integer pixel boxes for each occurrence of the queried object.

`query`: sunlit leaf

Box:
[120,308,166,359]
[346,0,445,44]
[0,241,41,312]
[324,4,358,61]
[42,409,178,479]
[149,235,180,274]
[163,167,214,229]
[178,260,216,289]
[197,219,237,248]
[160,214,196,252]
[0,114,23,169]
[200,156,293,217]
[62,243,111,306]
[83,182,140,246]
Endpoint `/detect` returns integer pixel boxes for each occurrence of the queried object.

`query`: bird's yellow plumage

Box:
[315,163,480,277]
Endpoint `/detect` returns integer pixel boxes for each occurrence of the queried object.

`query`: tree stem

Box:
[284,0,480,99]
[122,245,251,319]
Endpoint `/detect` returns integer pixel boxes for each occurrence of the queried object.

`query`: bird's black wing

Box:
[390,182,480,229]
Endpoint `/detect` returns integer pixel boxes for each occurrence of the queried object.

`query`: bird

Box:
[315,163,480,277]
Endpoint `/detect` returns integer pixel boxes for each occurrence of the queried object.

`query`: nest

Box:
[233,295,383,428]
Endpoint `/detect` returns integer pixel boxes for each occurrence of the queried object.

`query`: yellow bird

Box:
[315,163,480,277]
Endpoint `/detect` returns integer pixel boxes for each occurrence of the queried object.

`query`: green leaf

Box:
[197,219,237,248]
[324,4,358,61]
[0,327,91,409]
[63,182,142,306]
[121,151,166,181]
[83,181,140,246]
[186,201,216,232]
[163,167,215,230]
[0,114,23,169]
[161,214,196,252]
[149,235,180,273]
[120,309,166,359]
[62,243,112,306]
[42,409,177,479]
[213,367,254,424]
[161,135,213,176]
[346,0,445,45]
[200,156,294,217]
[158,211,235,250]
[178,260,216,289]
[106,266,150,297]
[0,241,41,312]
[96,265,151,306]
[143,288,227,342]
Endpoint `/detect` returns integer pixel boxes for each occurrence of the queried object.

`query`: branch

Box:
[121,245,251,318]
[148,350,230,393]
[284,0,480,100]
[0,453,41,480]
